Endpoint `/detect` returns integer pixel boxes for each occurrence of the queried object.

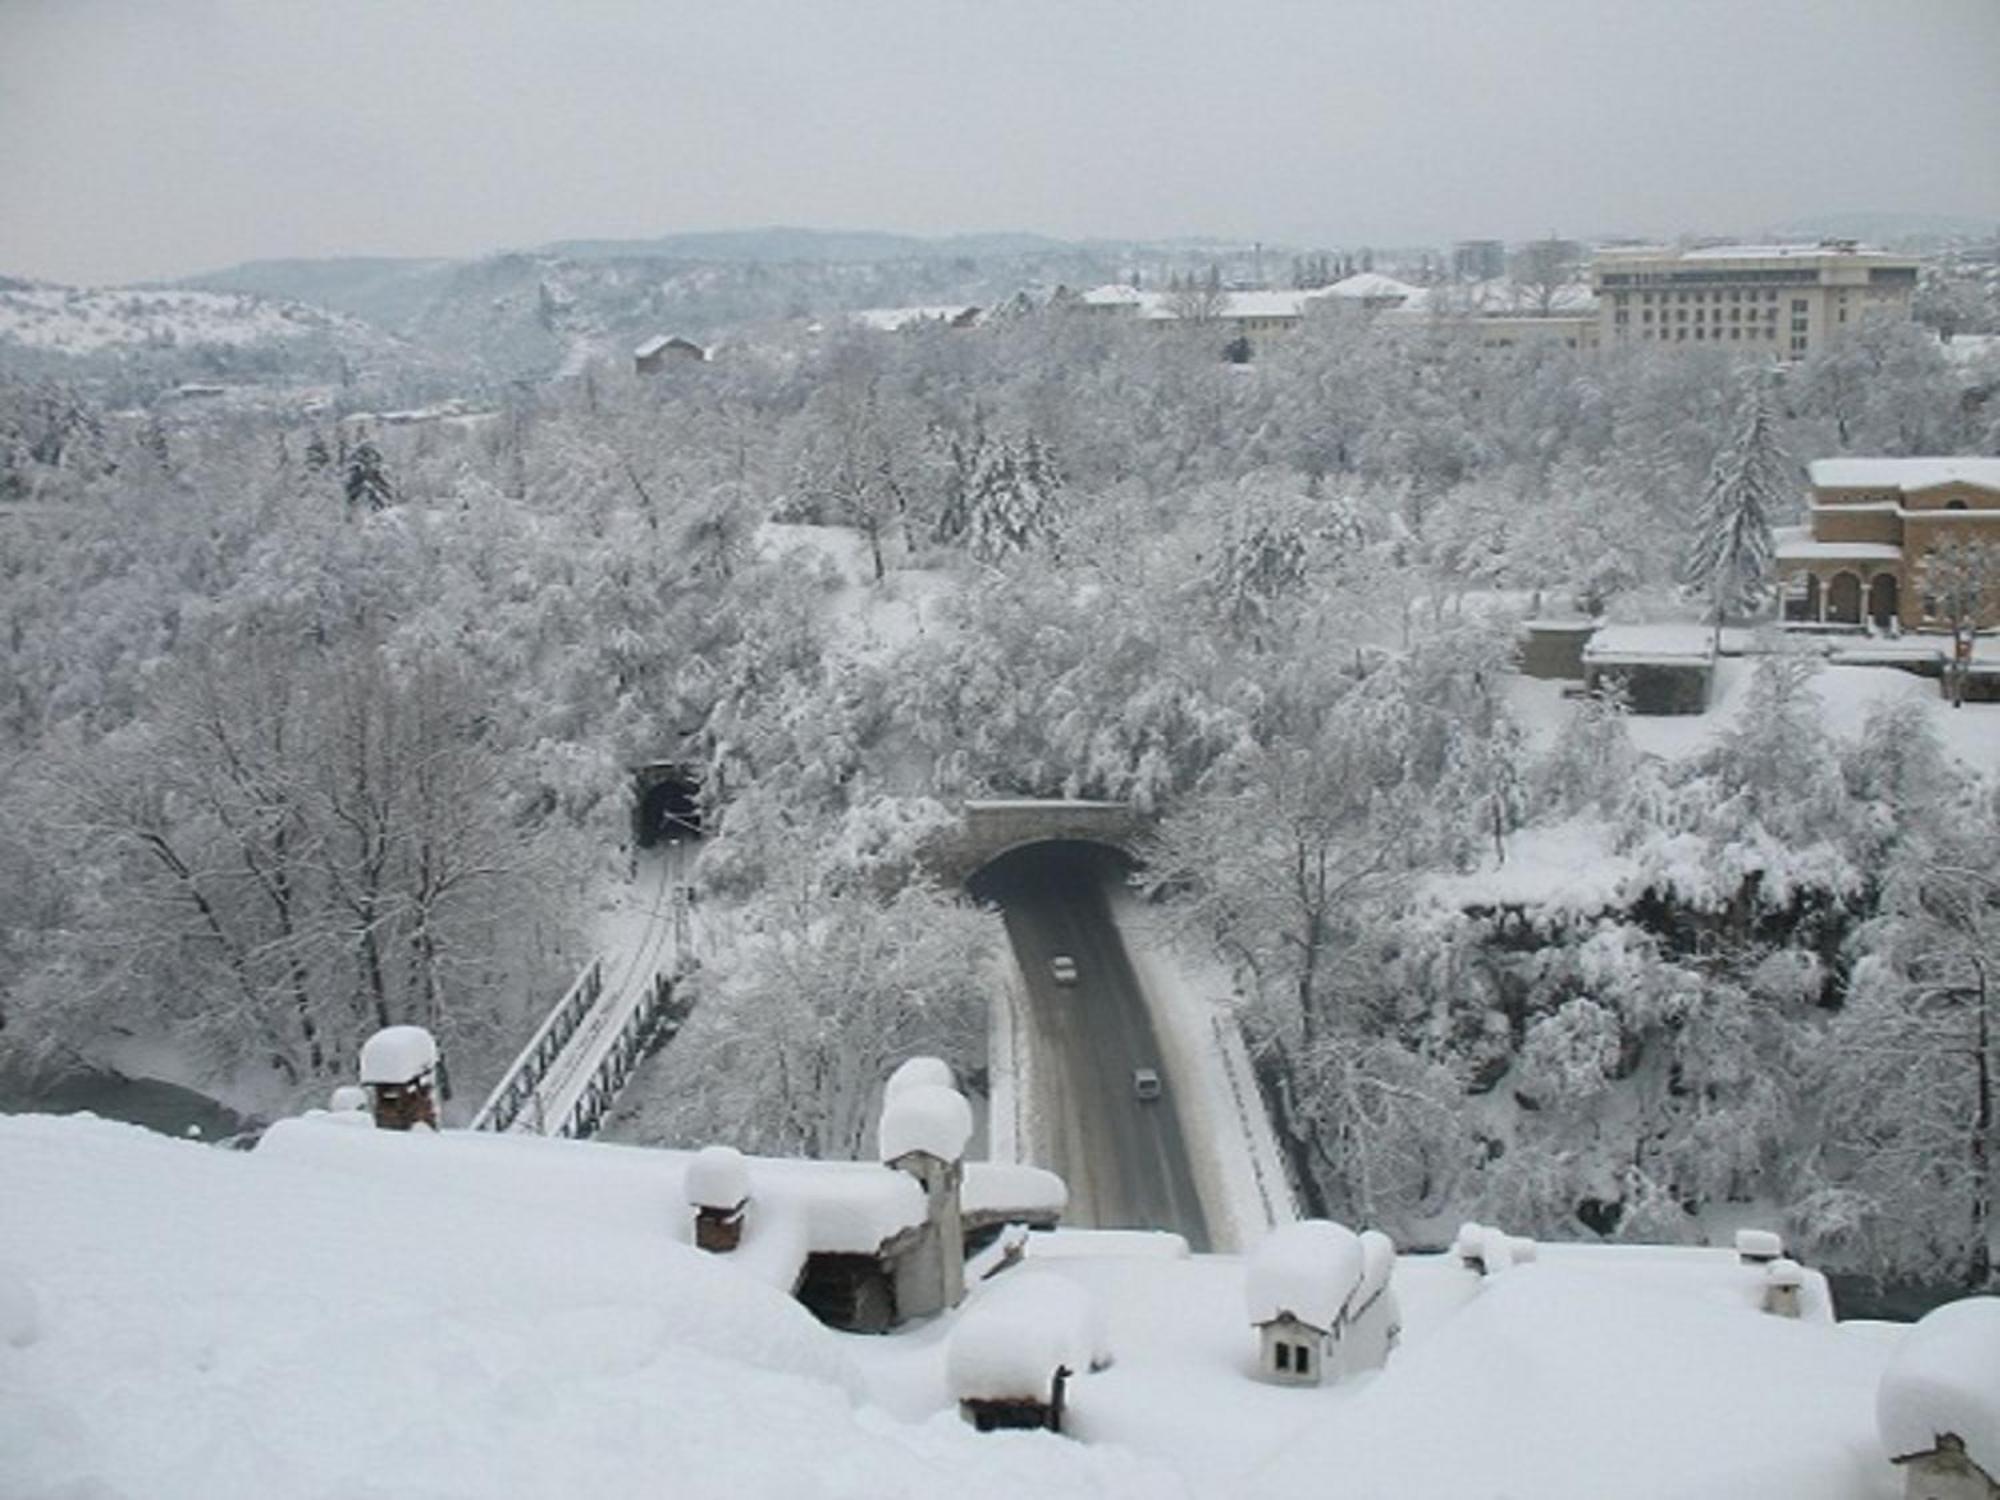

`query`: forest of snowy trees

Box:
[3,293,1997,1285]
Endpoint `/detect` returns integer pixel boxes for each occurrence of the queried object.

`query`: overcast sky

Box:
[3,0,1997,285]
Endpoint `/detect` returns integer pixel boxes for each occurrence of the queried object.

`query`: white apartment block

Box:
[1591,243,1919,358]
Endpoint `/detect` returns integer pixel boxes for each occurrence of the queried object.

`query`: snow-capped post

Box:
[1763,1259,1806,1319]
[946,1272,1107,1434]
[1735,1228,1784,1268]
[1245,1219,1365,1387]
[877,1059,972,1320]
[358,1025,440,1131]
[1876,1297,2000,1500]
[687,1145,751,1254]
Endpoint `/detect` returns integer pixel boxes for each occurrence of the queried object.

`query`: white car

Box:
[1050,954,1079,985]
[1132,1067,1162,1101]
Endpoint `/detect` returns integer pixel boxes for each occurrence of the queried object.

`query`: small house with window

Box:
[1245,1219,1366,1387]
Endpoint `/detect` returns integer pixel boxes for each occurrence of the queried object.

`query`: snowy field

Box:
[1507,654,2000,780]
[0,1110,1925,1499]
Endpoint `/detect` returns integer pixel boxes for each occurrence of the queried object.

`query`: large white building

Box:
[1591,242,1919,358]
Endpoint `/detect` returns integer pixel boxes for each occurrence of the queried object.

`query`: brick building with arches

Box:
[1777,458,2000,631]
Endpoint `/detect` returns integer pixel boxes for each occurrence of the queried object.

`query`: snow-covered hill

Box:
[0,281,369,354]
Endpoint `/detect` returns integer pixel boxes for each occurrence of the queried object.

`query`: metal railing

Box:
[554,972,685,1140]
[467,957,605,1133]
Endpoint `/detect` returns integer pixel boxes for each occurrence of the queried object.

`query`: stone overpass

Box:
[926,798,1153,886]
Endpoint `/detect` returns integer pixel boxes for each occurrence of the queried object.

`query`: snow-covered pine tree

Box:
[343,437,393,512]
[1684,378,1788,645]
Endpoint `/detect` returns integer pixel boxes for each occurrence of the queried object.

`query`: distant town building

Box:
[1452,239,1507,282]
[1776,457,2000,631]
[634,335,708,374]
[1592,242,1920,358]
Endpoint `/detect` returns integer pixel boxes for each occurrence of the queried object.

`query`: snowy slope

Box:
[0,281,378,354]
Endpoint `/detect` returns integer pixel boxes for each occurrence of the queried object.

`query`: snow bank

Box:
[0,1261,41,1348]
[1244,1220,1363,1331]
[879,1082,973,1164]
[947,1272,1108,1401]
[356,1024,437,1084]
[1877,1296,2000,1473]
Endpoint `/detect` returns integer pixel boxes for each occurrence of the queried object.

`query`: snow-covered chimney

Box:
[687,1145,751,1254]
[878,1063,972,1318]
[1735,1228,1784,1268]
[357,1025,439,1131]
[1762,1259,1805,1319]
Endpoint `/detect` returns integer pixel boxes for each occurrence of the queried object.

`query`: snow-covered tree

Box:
[1917,537,2000,708]
[1684,378,1788,643]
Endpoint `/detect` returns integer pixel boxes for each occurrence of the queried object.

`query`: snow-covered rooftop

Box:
[1325,272,1419,302]
[0,1112,1935,1498]
[846,304,981,332]
[1775,537,1905,563]
[1582,623,1718,666]
[1244,1219,1364,1332]
[1811,457,2000,493]
[1877,1296,2000,1474]
[1661,243,1900,262]
[946,1272,1108,1402]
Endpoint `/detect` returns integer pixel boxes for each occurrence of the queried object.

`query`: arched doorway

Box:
[1784,572,1822,623]
[1867,573,1899,629]
[1826,572,1862,625]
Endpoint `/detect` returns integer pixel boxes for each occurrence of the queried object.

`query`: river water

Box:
[0,1062,255,1143]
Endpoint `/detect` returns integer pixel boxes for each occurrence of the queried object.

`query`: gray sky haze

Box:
[3,0,1997,285]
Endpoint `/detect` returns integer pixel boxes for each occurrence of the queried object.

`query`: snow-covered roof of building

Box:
[961,1161,1067,1221]
[1078,284,1151,307]
[946,1272,1108,1402]
[1677,243,1895,261]
[1877,1296,2000,1474]
[1775,537,1904,563]
[846,304,982,332]
[1582,624,1718,666]
[1244,1219,1364,1332]
[633,335,673,359]
[357,1025,438,1086]
[1810,457,2000,493]
[686,1144,750,1210]
[878,1083,973,1164]
[1325,272,1419,303]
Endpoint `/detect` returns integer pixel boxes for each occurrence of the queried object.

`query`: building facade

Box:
[1592,243,1919,359]
[1776,458,2000,631]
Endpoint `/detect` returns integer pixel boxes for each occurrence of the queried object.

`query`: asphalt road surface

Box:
[971,841,1211,1251]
